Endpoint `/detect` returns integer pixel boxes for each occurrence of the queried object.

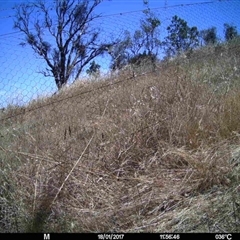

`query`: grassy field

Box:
[0,39,240,233]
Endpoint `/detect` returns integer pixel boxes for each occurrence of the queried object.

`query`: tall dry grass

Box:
[0,39,240,232]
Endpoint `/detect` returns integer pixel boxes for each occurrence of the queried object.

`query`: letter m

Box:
[44,234,50,240]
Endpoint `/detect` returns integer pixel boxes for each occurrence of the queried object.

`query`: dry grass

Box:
[0,39,240,233]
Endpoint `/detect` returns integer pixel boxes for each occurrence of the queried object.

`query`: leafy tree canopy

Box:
[224,23,238,41]
[108,6,161,71]
[200,27,218,46]
[86,60,100,77]
[163,15,199,57]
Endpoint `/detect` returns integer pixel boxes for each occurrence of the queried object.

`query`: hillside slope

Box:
[0,39,240,233]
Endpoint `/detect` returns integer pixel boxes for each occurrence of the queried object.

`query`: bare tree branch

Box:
[14,0,110,90]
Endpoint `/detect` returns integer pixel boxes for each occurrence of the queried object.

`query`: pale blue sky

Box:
[0,0,239,108]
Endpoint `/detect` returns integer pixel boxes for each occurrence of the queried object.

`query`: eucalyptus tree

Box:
[14,0,111,90]
[164,15,199,57]
[224,23,238,41]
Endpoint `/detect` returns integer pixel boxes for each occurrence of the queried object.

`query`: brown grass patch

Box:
[1,40,240,232]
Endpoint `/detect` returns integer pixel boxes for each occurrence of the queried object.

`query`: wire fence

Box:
[0,0,239,111]
[0,0,240,233]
